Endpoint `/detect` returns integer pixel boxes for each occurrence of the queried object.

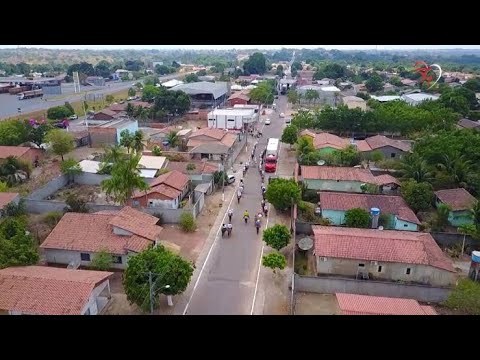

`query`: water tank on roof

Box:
[472,251,480,263]
[371,207,380,229]
[370,207,380,216]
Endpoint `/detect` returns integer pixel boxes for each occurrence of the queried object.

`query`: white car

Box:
[279,112,285,118]
[69,114,78,120]
[265,119,271,125]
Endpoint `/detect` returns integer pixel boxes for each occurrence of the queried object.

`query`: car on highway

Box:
[226,174,236,185]
[265,119,271,125]
[285,118,291,124]
[69,114,78,120]
[279,112,285,118]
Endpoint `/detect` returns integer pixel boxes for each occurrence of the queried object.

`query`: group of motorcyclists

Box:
[222,138,271,239]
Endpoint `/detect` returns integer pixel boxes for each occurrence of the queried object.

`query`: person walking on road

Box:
[263,204,268,217]
[228,209,233,222]
[243,210,250,224]
[226,223,233,237]
[221,224,227,237]
[237,189,242,204]
[255,218,262,235]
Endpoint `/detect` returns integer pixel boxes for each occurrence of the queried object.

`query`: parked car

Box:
[69,114,78,120]
[285,118,291,124]
[265,119,271,125]
[279,112,285,118]
[54,121,68,129]
[226,174,236,184]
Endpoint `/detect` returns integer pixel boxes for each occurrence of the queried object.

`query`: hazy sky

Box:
[0,45,479,50]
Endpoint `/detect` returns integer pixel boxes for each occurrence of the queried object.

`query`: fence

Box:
[294,274,452,303]
[228,135,247,167]
[29,175,69,200]
[431,231,479,252]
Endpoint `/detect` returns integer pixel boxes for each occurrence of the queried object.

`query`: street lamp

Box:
[148,271,172,314]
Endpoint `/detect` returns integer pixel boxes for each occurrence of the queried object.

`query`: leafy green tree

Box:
[400,180,434,213]
[265,178,301,210]
[464,78,480,93]
[344,208,371,228]
[103,145,125,164]
[365,74,384,92]
[60,158,82,183]
[47,105,74,120]
[287,90,299,105]
[243,52,267,75]
[105,95,115,104]
[132,130,144,154]
[94,60,112,78]
[305,89,318,105]
[389,76,403,87]
[64,102,75,115]
[64,193,89,213]
[101,153,149,205]
[27,122,52,147]
[281,125,298,148]
[89,250,113,271]
[184,73,199,83]
[142,84,161,102]
[433,203,452,231]
[398,154,434,183]
[1,199,27,218]
[275,65,284,77]
[292,110,315,130]
[128,88,136,97]
[179,212,196,232]
[126,102,135,117]
[262,252,287,273]
[262,224,291,251]
[123,246,194,312]
[120,129,134,154]
[249,82,274,105]
[44,129,75,161]
[0,120,30,146]
[0,217,39,269]
[291,61,303,72]
[166,131,180,148]
[333,145,361,166]
[296,136,315,158]
[314,63,346,80]
[43,211,63,228]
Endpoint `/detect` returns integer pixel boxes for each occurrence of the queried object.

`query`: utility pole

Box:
[149,271,154,314]
[221,154,225,201]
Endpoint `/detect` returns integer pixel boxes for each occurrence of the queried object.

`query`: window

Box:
[406,268,411,275]
[358,263,365,267]
[113,256,122,264]
[391,153,396,158]
[80,253,90,261]
[377,265,383,273]
[336,179,340,182]
[403,224,408,227]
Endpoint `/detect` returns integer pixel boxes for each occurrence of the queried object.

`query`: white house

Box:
[401,93,439,106]
[207,108,257,130]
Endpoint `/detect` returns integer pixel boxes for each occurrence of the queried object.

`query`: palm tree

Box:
[312,90,319,106]
[132,130,145,154]
[398,154,434,183]
[103,145,124,163]
[470,201,480,229]
[165,131,180,148]
[437,153,473,188]
[120,130,134,154]
[101,153,149,205]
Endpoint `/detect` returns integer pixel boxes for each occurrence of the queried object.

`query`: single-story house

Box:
[129,170,190,209]
[88,119,138,148]
[318,192,420,231]
[0,146,44,165]
[297,85,341,107]
[310,132,350,153]
[434,188,477,226]
[353,83,367,93]
[108,103,127,113]
[90,108,123,121]
[300,165,400,193]
[355,135,412,159]
[401,93,439,106]
[0,266,113,315]
[227,91,250,107]
[401,79,417,87]
[297,70,315,86]
[40,206,164,269]
[187,128,239,164]
[383,83,396,93]
[335,293,437,315]
[138,155,167,173]
[312,225,456,287]
[0,192,20,214]
[341,96,367,111]
[148,127,192,148]
[457,118,480,131]
[166,161,218,181]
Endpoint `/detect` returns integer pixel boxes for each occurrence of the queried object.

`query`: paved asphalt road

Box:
[0,73,184,119]
[182,95,287,315]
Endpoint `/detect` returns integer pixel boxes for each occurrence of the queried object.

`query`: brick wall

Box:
[89,127,117,147]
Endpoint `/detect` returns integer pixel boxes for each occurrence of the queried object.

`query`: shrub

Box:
[152,146,162,156]
[89,250,113,271]
[378,213,393,229]
[262,224,291,251]
[43,211,63,228]
[443,279,480,315]
[298,201,317,222]
[344,208,370,228]
[302,188,319,203]
[179,212,196,232]
[64,194,89,213]
[1,199,27,218]
[262,252,287,273]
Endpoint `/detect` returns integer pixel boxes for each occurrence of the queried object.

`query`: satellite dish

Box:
[298,236,314,251]
[378,226,384,231]
[317,160,326,166]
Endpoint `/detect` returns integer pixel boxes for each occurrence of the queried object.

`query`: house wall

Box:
[130,192,179,209]
[228,98,248,107]
[371,145,407,160]
[394,217,419,231]
[43,249,128,270]
[19,148,44,165]
[294,274,452,303]
[89,127,117,147]
[321,209,345,225]
[448,210,474,227]
[304,179,363,193]
[315,257,456,287]
[80,280,111,315]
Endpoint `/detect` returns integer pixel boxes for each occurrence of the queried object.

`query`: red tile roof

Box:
[132,170,189,200]
[355,140,372,152]
[458,118,480,129]
[435,188,477,211]
[301,166,375,183]
[109,103,127,112]
[319,192,420,224]
[374,174,401,187]
[0,146,31,159]
[228,92,250,101]
[189,127,225,140]
[313,132,349,151]
[335,293,437,315]
[187,129,237,149]
[0,266,113,315]
[0,192,19,210]
[96,109,118,117]
[312,226,455,272]
[365,135,411,152]
[40,207,162,255]
[299,130,316,138]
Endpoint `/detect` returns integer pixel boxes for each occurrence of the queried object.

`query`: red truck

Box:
[264,138,279,173]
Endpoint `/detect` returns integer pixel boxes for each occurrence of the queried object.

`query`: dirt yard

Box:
[294,293,340,315]
[49,183,112,204]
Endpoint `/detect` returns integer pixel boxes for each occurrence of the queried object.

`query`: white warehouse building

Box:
[207,108,258,130]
